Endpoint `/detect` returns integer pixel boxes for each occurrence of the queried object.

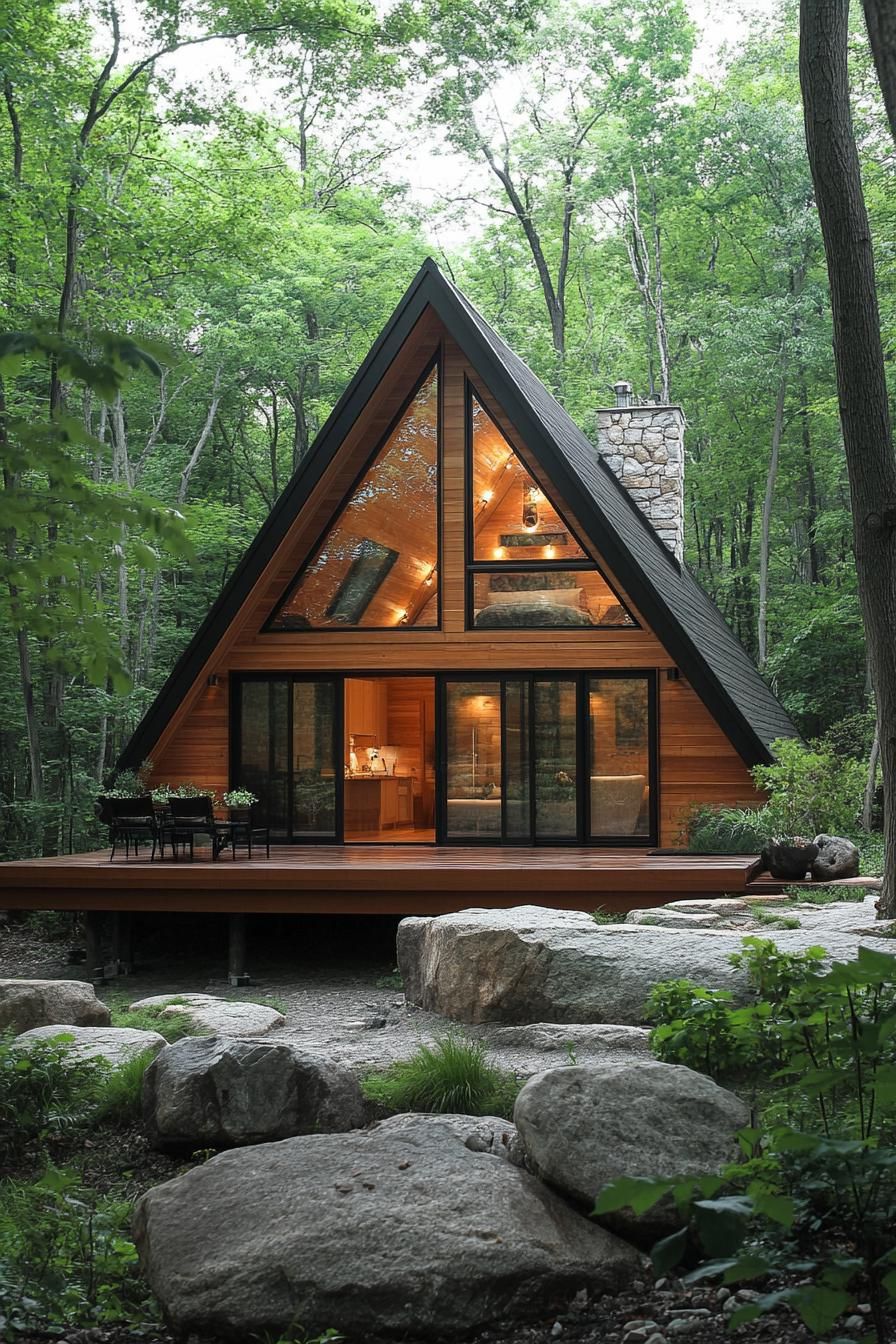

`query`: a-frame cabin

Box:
[115,259,795,853]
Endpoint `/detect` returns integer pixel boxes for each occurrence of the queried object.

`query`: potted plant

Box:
[762,836,819,880]
[222,788,258,822]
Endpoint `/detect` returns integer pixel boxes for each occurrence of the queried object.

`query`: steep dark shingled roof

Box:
[118,258,796,774]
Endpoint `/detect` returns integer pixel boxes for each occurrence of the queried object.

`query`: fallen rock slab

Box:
[134,1119,641,1340]
[514,1061,749,1241]
[484,1022,652,1060]
[398,905,892,1025]
[143,1036,366,1149]
[129,993,284,1037]
[13,1024,166,1067]
[0,979,110,1035]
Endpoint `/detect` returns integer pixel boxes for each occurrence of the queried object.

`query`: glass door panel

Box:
[445,681,502,839]
[503,680,530,840]
[237,679,290,838]
[292,681,337,838]
[234,676,337,841]
[533,678,578,839]
[589,677,650,838]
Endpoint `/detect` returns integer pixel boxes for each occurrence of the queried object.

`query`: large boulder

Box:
[812,834,860,882]
[129,993,284,1037]
[134,1119,641,1340]
[13,1024,165,1067]
[398,905,886,1025]
[0,979,110,1035]
[514,1061,749,1241]
[143,1036,366,1150]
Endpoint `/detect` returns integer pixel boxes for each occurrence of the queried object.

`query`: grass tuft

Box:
[591,906,626,925]
[91,1050,156,1127]
[106,995,200,1043]
[362,1035,520,1119]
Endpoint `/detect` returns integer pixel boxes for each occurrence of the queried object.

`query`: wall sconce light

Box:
[423,566,436,586]
[479,489,493,509]
[545,544,556,559]
[522,482,540,530]
[397,609,409,625]
[207,674,220,687]
[493,546,505,560]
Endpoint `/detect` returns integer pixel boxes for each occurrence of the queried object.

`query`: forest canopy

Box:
[0,0,893,857]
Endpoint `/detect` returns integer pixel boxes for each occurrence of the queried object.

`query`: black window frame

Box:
[263,350,444,634]
[437,670,657,847]
[463,378,639,632]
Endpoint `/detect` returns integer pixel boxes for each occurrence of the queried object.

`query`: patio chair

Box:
[217,805,271,860]
[164,795,224,861]
[102,796,159,861]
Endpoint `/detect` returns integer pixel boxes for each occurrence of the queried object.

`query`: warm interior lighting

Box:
[493,546,505,560]
[397,609,409,624]
[545,544,555,559]
[480,489,493,505]
[423,567,436,586]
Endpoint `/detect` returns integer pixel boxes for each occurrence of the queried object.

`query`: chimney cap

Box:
[612,380,632,409]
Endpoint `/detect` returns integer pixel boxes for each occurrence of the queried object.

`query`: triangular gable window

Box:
[267,365,439,630]
[468,389,637,629]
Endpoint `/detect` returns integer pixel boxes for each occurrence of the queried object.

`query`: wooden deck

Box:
[0,846,763,916]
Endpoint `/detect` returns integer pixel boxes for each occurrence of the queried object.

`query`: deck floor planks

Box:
[0,846,761,914]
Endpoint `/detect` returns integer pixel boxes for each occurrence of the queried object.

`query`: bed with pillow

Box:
[473,574,592,628]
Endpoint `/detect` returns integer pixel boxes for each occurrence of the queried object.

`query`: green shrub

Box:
[362,1035,520,1119]
[0,1033,102,1161]
[599,944,896,1341]
[0,1166,157,1333]
[753,736,867,839]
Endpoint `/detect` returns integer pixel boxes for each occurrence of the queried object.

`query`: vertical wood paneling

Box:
[147,309,766,841]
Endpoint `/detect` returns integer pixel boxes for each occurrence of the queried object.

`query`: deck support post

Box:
[110,911,135,974]
[228,913,250,986]
[83,911,106,984]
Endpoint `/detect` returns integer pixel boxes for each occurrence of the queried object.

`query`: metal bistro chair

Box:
[217,805,271,861]
[165,795,224,861]
[100,796,160,862]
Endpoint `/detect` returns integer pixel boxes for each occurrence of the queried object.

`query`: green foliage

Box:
[646,937,829,1080]
[602,945,896,1339]
[222,788,258,806]
[90,1050,156,1128]
[591,906,627,925]
[361,1035,521,1119]
[684,804,772,854]
[0,1033,101,1162]
[106,997,199,1043]
[375,970,404,991]
[0,1166,156,1335]
[753,737,867,839]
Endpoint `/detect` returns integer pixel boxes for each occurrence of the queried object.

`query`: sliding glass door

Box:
[232,676,339,841]
[442,672,655,845]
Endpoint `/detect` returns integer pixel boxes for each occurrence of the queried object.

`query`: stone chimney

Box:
[596,382,685,562]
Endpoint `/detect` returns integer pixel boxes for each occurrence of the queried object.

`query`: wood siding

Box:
[146,311,762,842]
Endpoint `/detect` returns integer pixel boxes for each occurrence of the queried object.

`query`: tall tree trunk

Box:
[800,0,896,919]
[758,349,788,666]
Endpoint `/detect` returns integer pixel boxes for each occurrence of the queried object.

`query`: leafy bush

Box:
[753,736,867,839]
[591,906,627,924]
[0,1166,157,1333]
[600,944,896,1340]
[646,938,830,1082]
[362,1035,520,1119]
[0,1033,101,1162]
